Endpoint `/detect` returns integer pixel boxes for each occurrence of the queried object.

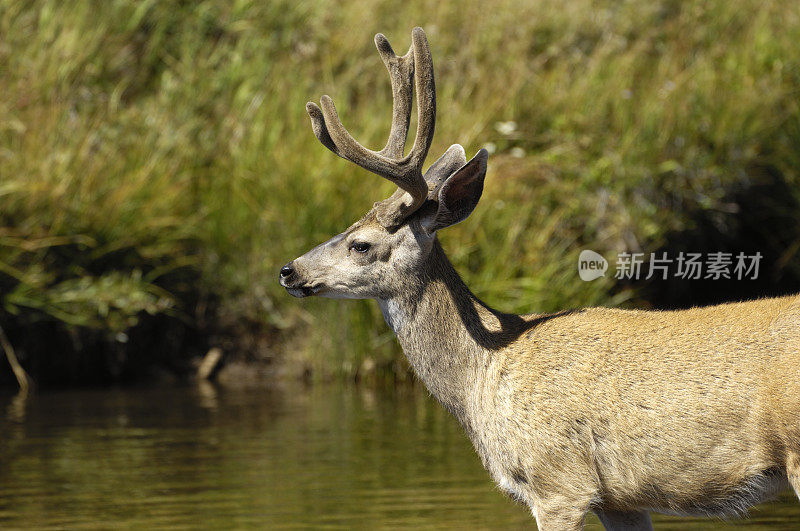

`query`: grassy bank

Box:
[1,0,800,384]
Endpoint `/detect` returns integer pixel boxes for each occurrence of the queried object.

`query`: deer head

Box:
[279,27,488,301]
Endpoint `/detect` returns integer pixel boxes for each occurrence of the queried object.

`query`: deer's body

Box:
[281,28,800,529]
[385,240,800,527]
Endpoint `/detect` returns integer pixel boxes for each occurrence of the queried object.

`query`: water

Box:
[0,383,797,529]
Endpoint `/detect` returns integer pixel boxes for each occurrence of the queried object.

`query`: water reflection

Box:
[5,391,27,424]
[0,383,796,529]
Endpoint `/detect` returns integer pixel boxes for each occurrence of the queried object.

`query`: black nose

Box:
[280,262,295,279]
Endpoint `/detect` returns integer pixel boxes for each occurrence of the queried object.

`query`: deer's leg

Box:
[533,503,587,531]
[594,508,653,531]
[788,450,800,500]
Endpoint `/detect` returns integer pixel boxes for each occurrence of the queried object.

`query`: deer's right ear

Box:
[422,149,488,234]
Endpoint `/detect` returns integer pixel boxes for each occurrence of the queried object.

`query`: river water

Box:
[0,383,797,529]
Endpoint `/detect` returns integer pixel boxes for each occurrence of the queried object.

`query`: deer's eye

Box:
[350,242,371,254]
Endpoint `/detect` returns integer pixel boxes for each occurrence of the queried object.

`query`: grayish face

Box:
[280,146,488,301]
[279,208,434,300]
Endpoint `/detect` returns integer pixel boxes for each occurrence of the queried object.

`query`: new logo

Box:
[578,250,608,281]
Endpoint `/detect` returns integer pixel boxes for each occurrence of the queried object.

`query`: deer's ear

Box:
[422,149,488,233]
[423,144,467,199]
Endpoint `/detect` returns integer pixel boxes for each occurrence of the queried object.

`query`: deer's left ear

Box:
[421,149,488,234]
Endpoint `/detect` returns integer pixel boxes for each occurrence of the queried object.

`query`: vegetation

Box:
[1,0,799,384]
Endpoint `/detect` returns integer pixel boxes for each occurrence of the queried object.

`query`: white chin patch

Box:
[319,291,361,300]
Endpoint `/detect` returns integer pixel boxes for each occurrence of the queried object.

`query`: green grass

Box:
[1,0,800,382]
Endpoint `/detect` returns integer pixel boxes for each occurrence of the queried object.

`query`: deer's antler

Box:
[306,27,435,229]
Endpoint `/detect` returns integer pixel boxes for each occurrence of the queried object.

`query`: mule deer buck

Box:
[279,27,800,530]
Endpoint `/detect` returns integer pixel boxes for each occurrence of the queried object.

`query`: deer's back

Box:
[506,294,800,395]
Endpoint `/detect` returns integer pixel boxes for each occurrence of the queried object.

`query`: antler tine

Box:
[374,32,414,159]
[310,96,416,179]
[306,27,436,228]
[406,27,436,172]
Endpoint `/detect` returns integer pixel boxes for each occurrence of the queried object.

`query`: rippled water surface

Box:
[0,383,798,529]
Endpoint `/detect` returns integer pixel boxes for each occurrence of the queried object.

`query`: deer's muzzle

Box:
[279,261,322,298]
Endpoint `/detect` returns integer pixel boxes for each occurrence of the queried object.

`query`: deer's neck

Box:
[378,239,524,425]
